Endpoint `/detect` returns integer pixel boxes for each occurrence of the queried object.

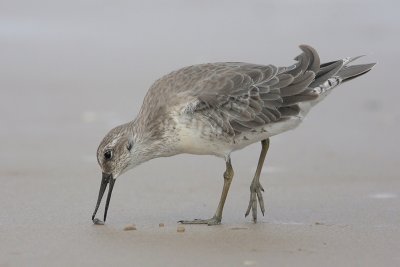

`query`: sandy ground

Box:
[1,0,400,266]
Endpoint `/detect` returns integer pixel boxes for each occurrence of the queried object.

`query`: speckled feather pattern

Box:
[128,45,374,158]
[97,45,375,174]
[92,44,375,226]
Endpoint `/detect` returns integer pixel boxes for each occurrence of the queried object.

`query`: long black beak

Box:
[91,172,116,223]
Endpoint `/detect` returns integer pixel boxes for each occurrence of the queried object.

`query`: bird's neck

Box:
[127,119,179,167]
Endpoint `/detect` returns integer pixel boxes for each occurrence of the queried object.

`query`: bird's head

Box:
[97,125,134,178]
[90,120,173,224]
[91,124,134,224]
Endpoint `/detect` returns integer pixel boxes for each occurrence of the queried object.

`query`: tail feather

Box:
[310,60,343,87]
[308,53,375,104]
[338,63,376,82]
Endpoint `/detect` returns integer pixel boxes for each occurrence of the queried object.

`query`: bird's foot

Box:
[179,215,221,226]
[245,181,265,223]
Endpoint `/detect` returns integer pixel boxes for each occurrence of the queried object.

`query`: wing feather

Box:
[182,45,323,135]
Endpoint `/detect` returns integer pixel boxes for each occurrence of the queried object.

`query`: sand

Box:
[123,224,137,231]
[1,0,400,266]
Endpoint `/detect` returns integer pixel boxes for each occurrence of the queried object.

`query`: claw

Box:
[245,182,265,222]
[245,204,251,217]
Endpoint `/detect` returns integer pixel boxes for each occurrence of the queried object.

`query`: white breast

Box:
[173,102,312,157]
[175,122,232,157]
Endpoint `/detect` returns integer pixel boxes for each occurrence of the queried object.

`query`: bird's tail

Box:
[309,55,376,101]
[337,60,376,83]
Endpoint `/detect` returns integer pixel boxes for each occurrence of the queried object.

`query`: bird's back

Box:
[136,45,375,156]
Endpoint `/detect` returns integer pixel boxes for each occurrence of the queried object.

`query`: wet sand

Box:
[1,0,400,266]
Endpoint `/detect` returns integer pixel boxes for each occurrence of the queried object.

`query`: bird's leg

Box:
[245,139,270,223]
[214,157,234,222]
[179,157,234,226]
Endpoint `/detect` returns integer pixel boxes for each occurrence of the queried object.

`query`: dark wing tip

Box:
[339,63,376,82]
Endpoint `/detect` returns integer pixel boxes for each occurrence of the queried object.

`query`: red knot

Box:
[91,45,375,225]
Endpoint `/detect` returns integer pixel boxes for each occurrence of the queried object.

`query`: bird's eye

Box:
[127,142,133,151]
[104,150,113,160]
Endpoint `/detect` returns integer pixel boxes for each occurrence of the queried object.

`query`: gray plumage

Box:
[137,45,373,139]
[92,45,375,225]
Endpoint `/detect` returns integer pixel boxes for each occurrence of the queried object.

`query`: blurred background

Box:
[1,0,399,266]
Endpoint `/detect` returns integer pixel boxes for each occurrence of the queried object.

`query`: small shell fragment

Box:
[159,223,165,227]
[177,226,185,233]
[123,224,137,231]
[93,218,104,225]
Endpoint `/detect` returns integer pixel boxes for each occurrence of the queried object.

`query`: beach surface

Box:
[1,1,399,266]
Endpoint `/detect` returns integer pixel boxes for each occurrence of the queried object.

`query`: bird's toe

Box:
[179,216,221,225]
[245,182,265,222]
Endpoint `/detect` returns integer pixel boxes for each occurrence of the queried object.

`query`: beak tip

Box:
[92,172,115,225]
[93,218,105,225]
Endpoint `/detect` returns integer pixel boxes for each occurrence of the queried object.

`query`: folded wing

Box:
[185,45,322,135]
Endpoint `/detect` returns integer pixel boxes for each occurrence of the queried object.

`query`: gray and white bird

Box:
[91,45,375,225]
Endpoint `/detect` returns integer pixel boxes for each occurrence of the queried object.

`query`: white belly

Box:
[174,102,311,157]
[175,123,232,157]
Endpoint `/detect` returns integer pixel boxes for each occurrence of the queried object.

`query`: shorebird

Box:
[91,45,375,225]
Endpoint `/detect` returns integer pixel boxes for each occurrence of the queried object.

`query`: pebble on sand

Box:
[123,224,137,231]
[177,226,185,233]
[159,223,165,227]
